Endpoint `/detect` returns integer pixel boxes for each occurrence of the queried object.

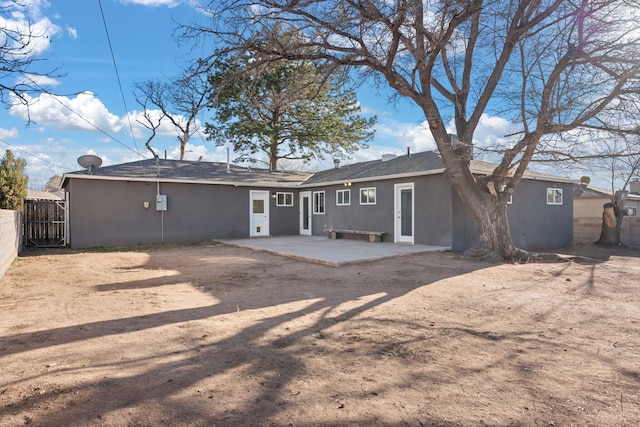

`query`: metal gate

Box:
[24,198,68,247]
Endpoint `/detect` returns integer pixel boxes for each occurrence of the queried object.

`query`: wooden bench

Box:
[327,229,386,243]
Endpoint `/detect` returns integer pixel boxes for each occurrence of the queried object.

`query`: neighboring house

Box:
[573,182,640,217]
[61,151,574,251]
[572,181,640,246]
[26,189,65,201]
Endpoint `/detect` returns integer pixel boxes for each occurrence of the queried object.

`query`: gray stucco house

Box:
[61,150,574,251]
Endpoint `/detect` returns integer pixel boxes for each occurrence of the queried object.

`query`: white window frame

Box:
[625,206,637,216]
[275,192,294,207]
[313,191,325,214]
[360,187,376,205]
[546,188,563,205]
[336,189,350,206]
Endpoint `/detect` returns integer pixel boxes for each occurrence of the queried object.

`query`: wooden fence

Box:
[24,199,67,247]
[574,216,640,246]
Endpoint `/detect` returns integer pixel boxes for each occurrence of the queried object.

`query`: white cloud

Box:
[373,119,437,152]
[15,73,61,88]
[469,114,515,148]
[0,1,61,59]
[123,110,205,152]
[4,139,73,189]
[10,92,123,133]
[125,109,178,139]
[66,26,77,39]
[0,127,19,140]
[82,149,112,168]
[364,112,519,165]
[184,143,209,160]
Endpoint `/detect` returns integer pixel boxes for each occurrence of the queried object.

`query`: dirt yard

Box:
[0,242,639,426]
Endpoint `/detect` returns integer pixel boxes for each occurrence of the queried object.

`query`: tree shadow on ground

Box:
[2,244,494,425]
[540,243,640,262]
[1,243,638,426]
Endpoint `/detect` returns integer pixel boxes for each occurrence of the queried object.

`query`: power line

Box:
[42,92,142,157]
[17,72,143,158]
[98,0,141,158]
[0,138,67,171]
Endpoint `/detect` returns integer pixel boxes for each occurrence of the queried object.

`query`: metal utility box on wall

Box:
[156,195,167,211]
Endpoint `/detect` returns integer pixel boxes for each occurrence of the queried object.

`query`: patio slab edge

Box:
[213,239,343,266]
[213,238,451,267]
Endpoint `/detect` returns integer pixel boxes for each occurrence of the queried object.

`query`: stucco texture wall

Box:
[0,209,22,279]
[452,181,574,252]
[575,197,640,218]
[310,175,454,247]
[66,179,300,249]
[574,198,608,217]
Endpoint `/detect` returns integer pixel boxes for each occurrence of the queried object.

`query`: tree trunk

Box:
[467,197,522,261]
[596,202,625,246]
[179,138,186,160]
[179,126,190,161]
[450,177,524,261]
[477,204,516,256]
[269,142,278,171]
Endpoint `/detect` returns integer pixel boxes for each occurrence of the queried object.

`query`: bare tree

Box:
[134,66,208,160]
[589,134,640,245]
[181,0,640,260]
[1,1,62,112]
[531,126,640,246]
[133,93,166,159]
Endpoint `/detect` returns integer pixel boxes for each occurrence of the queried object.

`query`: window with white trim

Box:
[313,191,325,214]
[625,206,637,216]
[275,192,293,206]
[546,188,563,205]
[336,189,350,206]
[360,187,376,205]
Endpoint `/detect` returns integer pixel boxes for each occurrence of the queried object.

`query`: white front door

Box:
[394,183,414,243]
[299,191,312,235]
[250,191,270,237]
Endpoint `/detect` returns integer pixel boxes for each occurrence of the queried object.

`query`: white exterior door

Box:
[299,191,312,235]
[394,183,414,244]
[250,191,270,237]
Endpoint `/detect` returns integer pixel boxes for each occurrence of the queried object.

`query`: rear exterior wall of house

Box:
[65,179,300,248]
[451,180,574,251]
[306,174,455,247]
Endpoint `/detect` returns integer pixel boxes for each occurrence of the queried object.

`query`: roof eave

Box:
[61,173,305,188]
[60,162,575,189]
[298,169,447,188]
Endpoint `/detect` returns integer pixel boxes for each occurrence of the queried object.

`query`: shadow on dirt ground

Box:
[548,243,640,261]
[1,242,639,426]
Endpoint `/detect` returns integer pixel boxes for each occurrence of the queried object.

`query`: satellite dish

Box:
[77,155,102,174]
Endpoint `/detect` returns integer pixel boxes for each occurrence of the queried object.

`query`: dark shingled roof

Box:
[64,158,312,187]
[573,184,640,200]
[573,184,611,199]
[301,151,445,185]
[300,151,569,186]
[63,151,573,188]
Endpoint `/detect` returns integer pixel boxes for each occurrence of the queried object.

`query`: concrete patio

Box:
[217,235,451,266]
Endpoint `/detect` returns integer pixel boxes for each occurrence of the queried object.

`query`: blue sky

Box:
[1,0,571,190]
